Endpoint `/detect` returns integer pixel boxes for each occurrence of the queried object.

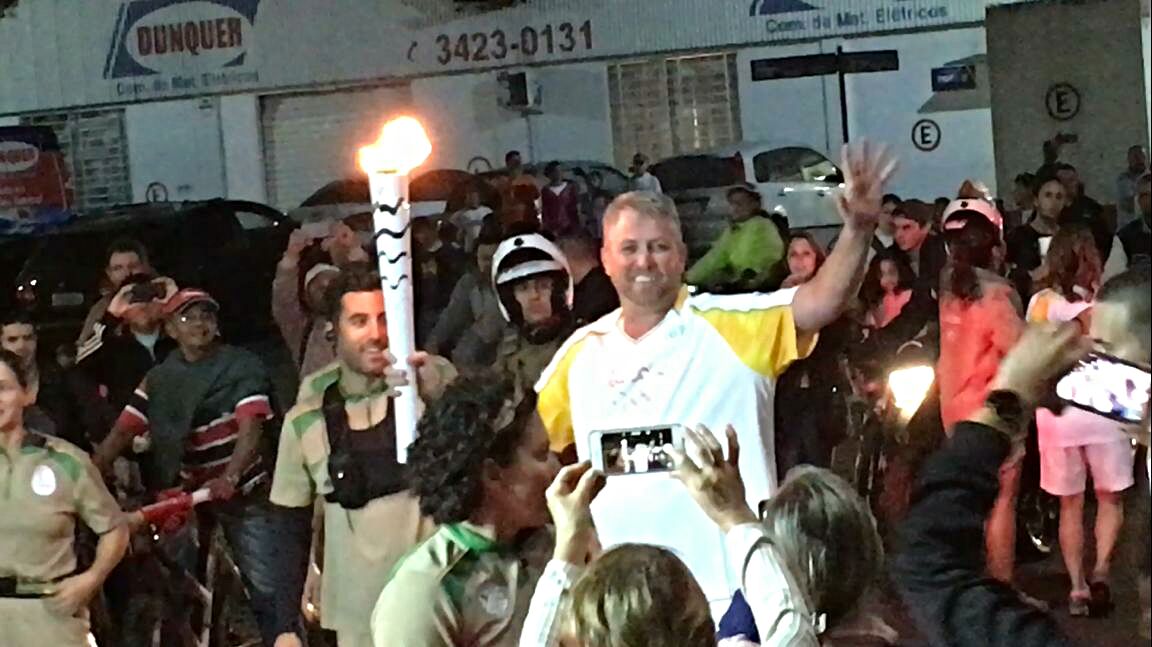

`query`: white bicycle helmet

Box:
[491,233,574,326]
[942,196,1003,235]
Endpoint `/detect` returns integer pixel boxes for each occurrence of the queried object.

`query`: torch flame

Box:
[358,116,432,175]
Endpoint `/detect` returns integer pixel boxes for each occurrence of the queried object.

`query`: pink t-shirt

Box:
[1028,289,1129,448]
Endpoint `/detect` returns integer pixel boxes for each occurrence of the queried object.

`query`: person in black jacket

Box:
[889,201,947,292]
[1,310,87,450]
[75,273,178,449]
[411,217,468,345]
[557,233,620,327]
[895,267,1151,647]
[895,322,1088,647]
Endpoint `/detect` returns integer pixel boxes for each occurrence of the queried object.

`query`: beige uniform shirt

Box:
[0,431,124,647]
[371,522,552,647]
[0,431,123,583]
[497,329,563,396]
[271,361,437,636]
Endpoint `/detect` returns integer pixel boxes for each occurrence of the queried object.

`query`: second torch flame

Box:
[358,116,432,464]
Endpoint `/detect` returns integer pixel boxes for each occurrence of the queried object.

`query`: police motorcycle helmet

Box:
[491,233,574,344]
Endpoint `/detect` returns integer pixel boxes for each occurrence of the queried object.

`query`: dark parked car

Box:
[14,199,294,350]
[1,235,38,312]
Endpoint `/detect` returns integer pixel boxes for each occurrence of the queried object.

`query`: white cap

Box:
[942,198,1003,234]
[304,263,339,288]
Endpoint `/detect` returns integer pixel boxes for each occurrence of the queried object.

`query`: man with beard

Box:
[536,142,897,609]
[270,266,455,647]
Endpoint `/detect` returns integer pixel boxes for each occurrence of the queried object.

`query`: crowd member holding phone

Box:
[0,349,130,647]
[76,273,178,447]
[1026,224,1133,617]
[77,238,153,344]
[273,222,372,378]
[536,142,896,612]
[895,266,1151,647]
[519,426,891,647]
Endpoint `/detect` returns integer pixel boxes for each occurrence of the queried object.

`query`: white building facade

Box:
[0,0,1146,211]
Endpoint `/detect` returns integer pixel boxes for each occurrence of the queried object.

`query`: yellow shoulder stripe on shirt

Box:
[1027,290,1052,323]
[689,289,816,379]
[535,328,595,453]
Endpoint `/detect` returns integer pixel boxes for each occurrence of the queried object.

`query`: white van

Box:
[652,141,844,258]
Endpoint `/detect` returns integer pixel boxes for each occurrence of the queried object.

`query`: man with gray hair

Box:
[536,142,897,610]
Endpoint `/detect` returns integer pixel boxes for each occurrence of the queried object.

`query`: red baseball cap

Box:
[163,288,219,317]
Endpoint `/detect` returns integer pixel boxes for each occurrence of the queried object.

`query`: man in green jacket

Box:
[685,186,786,292]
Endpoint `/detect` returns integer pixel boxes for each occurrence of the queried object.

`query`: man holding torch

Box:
[269,117,456,647]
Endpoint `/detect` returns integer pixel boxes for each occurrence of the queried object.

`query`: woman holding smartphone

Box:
[1027,223,1133,617]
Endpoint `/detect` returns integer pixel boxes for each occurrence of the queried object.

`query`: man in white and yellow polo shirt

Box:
[536,143,896,611]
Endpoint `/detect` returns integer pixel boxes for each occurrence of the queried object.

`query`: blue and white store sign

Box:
[103,0,261,97]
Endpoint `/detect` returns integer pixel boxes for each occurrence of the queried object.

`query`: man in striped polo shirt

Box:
[95,288,300,646]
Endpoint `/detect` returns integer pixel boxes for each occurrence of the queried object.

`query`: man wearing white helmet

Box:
[491,233,575,393]
[535,143,897,614]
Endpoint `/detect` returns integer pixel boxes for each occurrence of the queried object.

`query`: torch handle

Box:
[368,172,421,464]
[137,488,213,525]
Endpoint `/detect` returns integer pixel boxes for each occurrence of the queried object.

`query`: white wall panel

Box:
[839,27,995,199]
[125,97,226,202]
[220,94,266,203]
[738,41,836,156]
[988,0,1148,203]
[412,62,612,170]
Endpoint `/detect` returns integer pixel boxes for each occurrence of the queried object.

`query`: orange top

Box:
[937,274,1024,432]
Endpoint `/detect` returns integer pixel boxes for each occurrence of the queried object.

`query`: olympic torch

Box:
[358,116,432,463]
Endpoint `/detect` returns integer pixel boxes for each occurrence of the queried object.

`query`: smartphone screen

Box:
[1056,353,1151,424]
[593,427,677,475]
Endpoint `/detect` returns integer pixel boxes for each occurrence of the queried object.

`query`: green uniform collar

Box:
[337,364,387,398]
[445,522,500,554]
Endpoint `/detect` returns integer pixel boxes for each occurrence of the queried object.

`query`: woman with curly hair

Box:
[370,372,560,647]
[1027,224,1131,617]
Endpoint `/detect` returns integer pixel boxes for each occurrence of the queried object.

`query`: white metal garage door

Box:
[260,84,413,210]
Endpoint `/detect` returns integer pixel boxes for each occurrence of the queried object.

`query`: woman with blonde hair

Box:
[565,544,716,647]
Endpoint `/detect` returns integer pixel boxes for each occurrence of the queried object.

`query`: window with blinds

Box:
[22,109,132,211]
[607,52,742,169]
